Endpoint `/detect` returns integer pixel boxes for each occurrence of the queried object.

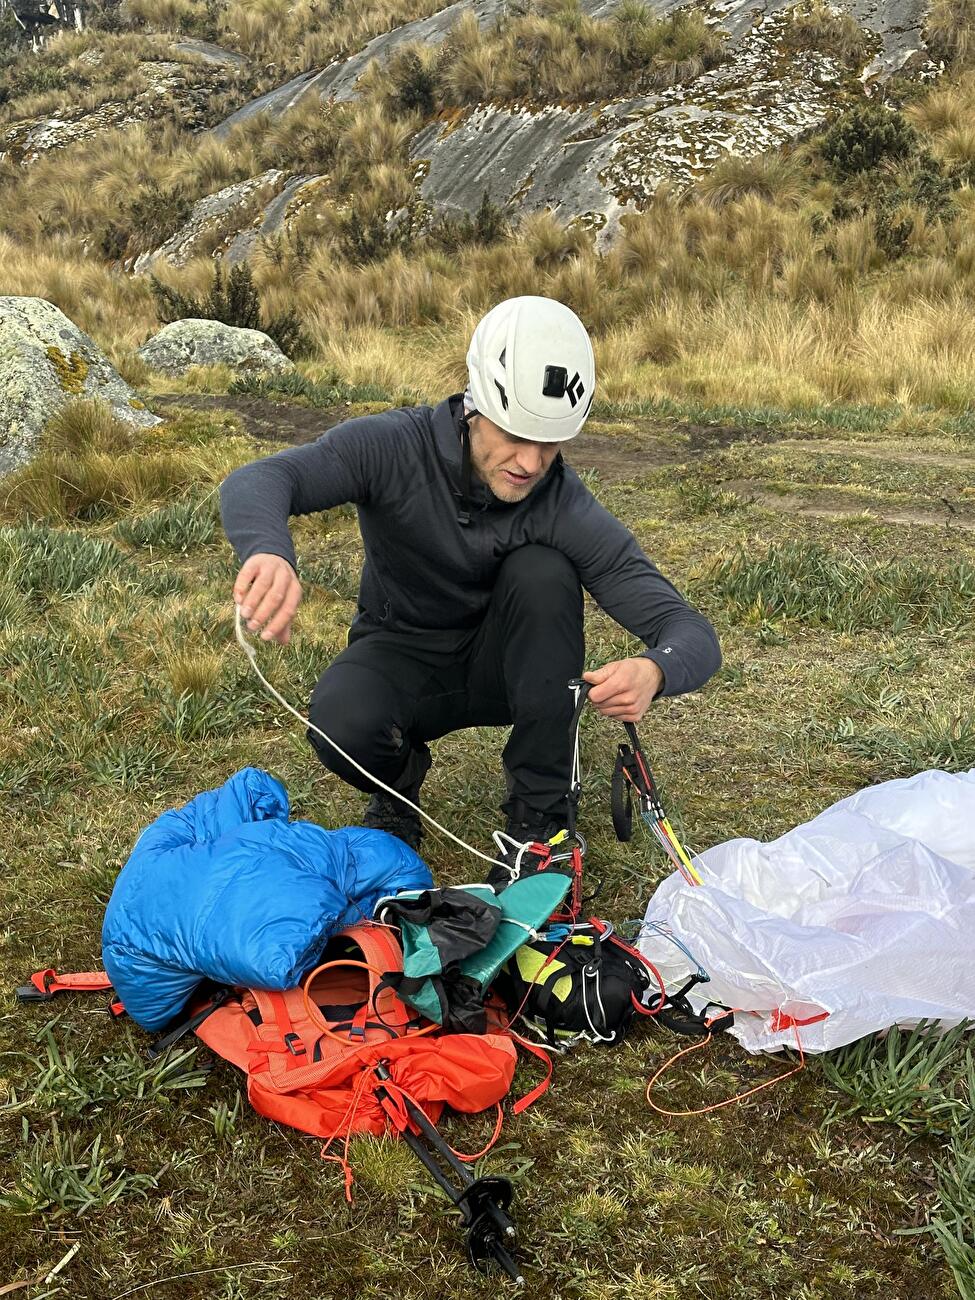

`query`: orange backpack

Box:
[193,922,519,1141]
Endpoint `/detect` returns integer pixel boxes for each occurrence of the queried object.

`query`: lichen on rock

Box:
[137,319,296,377]
[0,297,160,478]
[46,346,89,395]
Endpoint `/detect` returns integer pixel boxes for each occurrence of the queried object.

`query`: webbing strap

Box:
[17,969,114,1002]
[510,1034,553,1114]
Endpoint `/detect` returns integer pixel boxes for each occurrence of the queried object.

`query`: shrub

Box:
[384,44,441,116]
[339,200,406,264]
[427,191,512,253]
[872,151,959,257]
[150,260,308,357]
[821,105,918,177]
[101,182,193,259]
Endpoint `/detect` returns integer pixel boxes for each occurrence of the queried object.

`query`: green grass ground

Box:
[1,390,973,1298]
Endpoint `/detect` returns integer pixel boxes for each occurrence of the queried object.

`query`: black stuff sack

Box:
[494,920,655,1049]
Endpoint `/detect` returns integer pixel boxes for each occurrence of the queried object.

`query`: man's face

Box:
[468,414,561,503]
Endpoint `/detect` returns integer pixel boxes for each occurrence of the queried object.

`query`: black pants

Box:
[306,545,585,821]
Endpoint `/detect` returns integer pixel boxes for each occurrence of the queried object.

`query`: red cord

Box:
[383,1080,506,1163]
[646,1016,805,1117]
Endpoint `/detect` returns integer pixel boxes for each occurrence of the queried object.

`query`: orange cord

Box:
[301,958,438,1045]
[319,1066,375,1202]
[645,1015,805,1117]
[383,1079,506,1163]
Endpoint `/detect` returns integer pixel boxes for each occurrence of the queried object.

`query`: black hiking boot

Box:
[486,801,568,892]
[362,781,423,853]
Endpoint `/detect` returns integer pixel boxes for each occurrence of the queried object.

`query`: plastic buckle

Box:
[16,984,54,1003]
[15,974,54,1002]
[283,1032,306,1057]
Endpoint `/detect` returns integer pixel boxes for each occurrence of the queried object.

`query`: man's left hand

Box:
[582,658,664,723]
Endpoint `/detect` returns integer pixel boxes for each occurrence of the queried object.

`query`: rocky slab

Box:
[0,296,160,477]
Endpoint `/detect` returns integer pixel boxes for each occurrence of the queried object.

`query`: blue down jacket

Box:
[101,767,433,1030]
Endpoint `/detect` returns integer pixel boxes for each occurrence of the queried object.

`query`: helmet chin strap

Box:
[457,409,474,527]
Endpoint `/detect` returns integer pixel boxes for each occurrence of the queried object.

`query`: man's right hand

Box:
[233,553,302,645]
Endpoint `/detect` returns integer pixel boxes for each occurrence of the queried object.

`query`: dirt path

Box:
[155,393,973,530]
[724,482,975,532]
[153,391,692,480]
[771,438,975,471]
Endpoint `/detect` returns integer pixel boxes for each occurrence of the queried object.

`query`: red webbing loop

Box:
[508,1031,553,1114]
[30,969,114,996]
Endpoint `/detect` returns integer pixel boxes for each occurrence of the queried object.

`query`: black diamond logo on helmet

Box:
[494,378,509,411]
[565,373,584,408]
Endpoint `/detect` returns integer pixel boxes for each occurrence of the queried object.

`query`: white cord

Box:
[234,605,510,871]
[569,680,583,800]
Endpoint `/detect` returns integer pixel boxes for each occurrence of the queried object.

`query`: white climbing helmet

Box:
[466,296,595,442]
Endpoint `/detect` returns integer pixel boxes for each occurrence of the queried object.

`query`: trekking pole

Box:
[372,1062,524,1285]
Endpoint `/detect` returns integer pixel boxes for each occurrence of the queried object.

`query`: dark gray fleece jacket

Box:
[219,395,721,697]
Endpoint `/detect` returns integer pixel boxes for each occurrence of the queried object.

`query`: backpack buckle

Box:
[283,1032,306,1057]
[15,982,54,1002]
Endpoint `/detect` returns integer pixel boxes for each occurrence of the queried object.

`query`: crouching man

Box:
[220,296,720,855]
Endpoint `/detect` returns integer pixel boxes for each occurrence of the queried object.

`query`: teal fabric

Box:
[463,875,571,987]
[394,876,571,1023]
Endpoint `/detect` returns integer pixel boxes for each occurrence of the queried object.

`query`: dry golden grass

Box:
[7,23,975,432]
[160,646,224,697]
[214,0,445,73]
[363,0,724,108]
[695,153,808,209]
[121,0,200,30]
[925,0,975,69]
[0,234,155,347]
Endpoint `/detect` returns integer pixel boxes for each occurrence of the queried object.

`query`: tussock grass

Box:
[702,542,975,633]
[43,400,136,457]
[695,153,808,209]
[925,0,975,70]
[158,646,224,698]
[780,0,875,66]
[362,0,725,110]
[0,523,183,603]
[115,496,219,551]
[5,448,199,523]
[2,402,249,527]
